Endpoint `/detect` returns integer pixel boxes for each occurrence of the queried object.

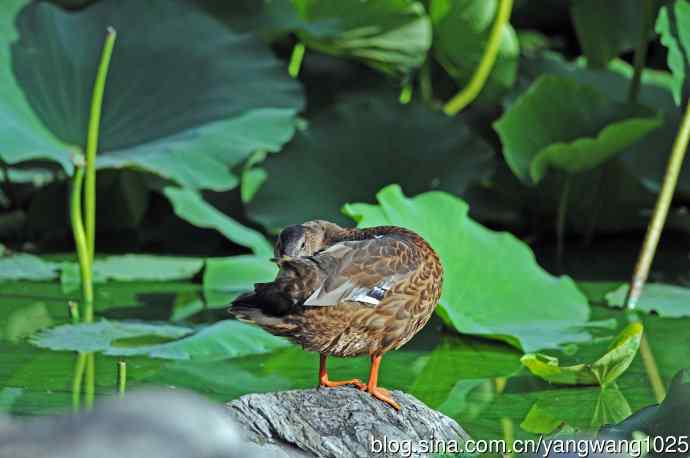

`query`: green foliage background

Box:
[1,0,690,443]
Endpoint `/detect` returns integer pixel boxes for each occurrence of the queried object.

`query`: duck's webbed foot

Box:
[365,354,400,411]
[317,354,366,390]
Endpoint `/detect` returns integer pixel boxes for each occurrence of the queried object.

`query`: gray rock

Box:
[0,389,270,458]
[227,386,470,458]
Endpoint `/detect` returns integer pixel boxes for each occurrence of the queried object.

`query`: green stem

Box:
[628,0,655,103]
[70,166,93,321]
[85,352,95,410]
[72,352,87,412]
[626,100,690,309]
[443,0,513,115]
[556,176,571,272]
[117,360,127,398]
[85,27,117,266]
[68,301,81,324]
[288,42,305,78]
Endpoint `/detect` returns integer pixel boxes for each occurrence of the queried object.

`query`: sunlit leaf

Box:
[344,185,591,352]
[520,322,643,387]
[203,256,277,292]
[60,255,205,284]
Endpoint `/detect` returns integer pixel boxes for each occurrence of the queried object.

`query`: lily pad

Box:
[430,0,519,103]
[344,185,591,352]
[520,322,643,387]
[60,254,205,284]
[31,319,289,360]
[605,283,690,318]
[494,74,662,184]
[2,0,303,190]
[0,254,58,281]
[163,187,273,257]
[247,95,495,231]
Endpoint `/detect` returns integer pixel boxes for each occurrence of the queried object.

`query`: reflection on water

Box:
[0,281,687,441]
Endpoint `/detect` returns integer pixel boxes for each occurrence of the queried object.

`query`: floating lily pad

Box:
[59,255,205,284]
[344,185,591,352]
[521,322,643,387]
[31,319,289,360]
[1,0,303,190]
[494,75,662,184]
[0,254,59,281]
[605,283,690,318]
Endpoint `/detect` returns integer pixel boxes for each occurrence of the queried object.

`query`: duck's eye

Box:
[299,239,306,250]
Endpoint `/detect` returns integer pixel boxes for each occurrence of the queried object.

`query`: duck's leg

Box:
[364,354,400,410]
[318,354,366,389]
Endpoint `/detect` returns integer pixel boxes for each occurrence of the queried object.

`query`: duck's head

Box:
[273,220,343,260]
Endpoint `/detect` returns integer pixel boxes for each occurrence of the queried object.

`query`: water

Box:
[0,280,687,442]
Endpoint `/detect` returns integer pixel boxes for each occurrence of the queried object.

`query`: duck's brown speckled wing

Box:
[302,235,419,307]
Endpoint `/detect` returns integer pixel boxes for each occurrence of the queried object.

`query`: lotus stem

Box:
[419,59,433,104]
[117,360,127,398]
[625,100,690,309]
[85,352,95,410]
[288,42,305,78]
[443,0,513,115]
[72,352,87,412]
[85,27,116,266]
[69,165,93,321]
[628,0,655,103]
[68,301,81,324]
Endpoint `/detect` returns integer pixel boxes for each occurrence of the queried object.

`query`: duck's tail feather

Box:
[229,289,299,337]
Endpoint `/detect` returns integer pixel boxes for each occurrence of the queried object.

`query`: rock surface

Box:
[227,386,470,458]
[0,390,270,458]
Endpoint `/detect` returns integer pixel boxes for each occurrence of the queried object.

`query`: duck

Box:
[230,220,443,410]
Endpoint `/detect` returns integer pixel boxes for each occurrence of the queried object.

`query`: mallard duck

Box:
[230,220,443,410]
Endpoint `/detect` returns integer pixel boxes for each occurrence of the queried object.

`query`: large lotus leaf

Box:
[657,0,690,105]
[495,74,661,184]
[1,0,303,190]
[429,0,519,104]
[30,319,289,360]
[291,0,432,78]
[343,185,591,352]
[606,283,690,318]
[521,322,643,387]
[246,95,495,232]
[570,0,664,68]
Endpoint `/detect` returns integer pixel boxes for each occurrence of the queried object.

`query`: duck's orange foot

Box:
[366,386,400,410]
[318,378,366,390]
